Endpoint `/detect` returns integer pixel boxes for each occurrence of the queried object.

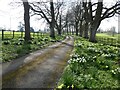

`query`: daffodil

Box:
[72,84,74,88]
[58,84,64,89]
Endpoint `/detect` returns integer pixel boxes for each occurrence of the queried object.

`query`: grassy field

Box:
[57,36,120,89]
[0,31,49,39]
[96,33,120,47]
[96,33,119,39]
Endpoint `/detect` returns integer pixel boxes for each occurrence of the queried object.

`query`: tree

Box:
[55,10,66,36]
[18,22,24,32]
[108,26,116,36]
[73,2,82,36]
[97,28,103,33]
[88,0,103,42]
[49,0,55,38]
[69,0,89,37]
[64,9,75,35]
[30,0,64,38]
[79,3,84,37]
[30,27,34,32]
[22,0,31,41]
[80,0,120,42]
[64,12,69,34]
[54,1,65,36]
[82,1,89,39]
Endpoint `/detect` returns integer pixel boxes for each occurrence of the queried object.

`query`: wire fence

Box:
[0,30,48,40]
[1,30,120,47]
[96,36,120,47]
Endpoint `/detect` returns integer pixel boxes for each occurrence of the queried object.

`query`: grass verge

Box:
[57,36,120,89]
[1,35,65,62]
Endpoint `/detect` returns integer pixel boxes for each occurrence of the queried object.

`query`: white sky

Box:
[0,0,119,32]
[0,0,46,31]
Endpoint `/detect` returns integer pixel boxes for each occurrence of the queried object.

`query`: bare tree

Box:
[10,0,31,41]
[22,0,31,41]
[64,9,75,35]
[84,1,91,38]
[30,0,64,38]
[73,2,82,36]
[50,0,55,38]
[80,0,120,42]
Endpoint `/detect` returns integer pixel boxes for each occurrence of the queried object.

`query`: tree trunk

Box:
[75,22,78,36]
[58,14,62,36]
[50,23,55,38]
[89,1,103,42]
[23,1,31,41]
[89,21,101,42]
[79,21,83,37]
[79,29,83,37]
[57,28,61,36]
[50,0,55,38]
[84,22,89,39]
[72,26,74,35]
[89,29,97,42]
[66,25,68,35]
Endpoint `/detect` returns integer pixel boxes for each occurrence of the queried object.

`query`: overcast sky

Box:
[0,0,119,32]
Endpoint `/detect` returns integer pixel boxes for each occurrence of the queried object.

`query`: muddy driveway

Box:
[1,36,74,89]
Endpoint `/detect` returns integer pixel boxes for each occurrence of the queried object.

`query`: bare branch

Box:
[102,2,120,20]
[30,3,50,24]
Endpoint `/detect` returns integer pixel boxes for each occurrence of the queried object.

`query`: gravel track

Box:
[1,36,74,89]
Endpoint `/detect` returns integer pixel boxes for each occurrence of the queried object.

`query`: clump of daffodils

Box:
[111,68,120,75]
[57,84,74,89]
[87,47,96,52]
[75,43,83,47]
[57,84,64,89]
[68,57,86,64]
[101,53,116,58]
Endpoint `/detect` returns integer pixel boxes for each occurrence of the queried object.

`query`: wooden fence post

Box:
[104,38,106,44]
[13,30,15,39]
[41,32,42,37]
[33,32,35,38]
[2,29,4,40]
[21,31,23,38]
[107,38,109,43]
[112,38,114,44]
[37,32,39,38]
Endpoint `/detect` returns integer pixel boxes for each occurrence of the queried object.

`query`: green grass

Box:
[96,33,111,37]
[96,33,119,39]
[96,33,120,47]
[0,31,50,39]
[57,36,120,89]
